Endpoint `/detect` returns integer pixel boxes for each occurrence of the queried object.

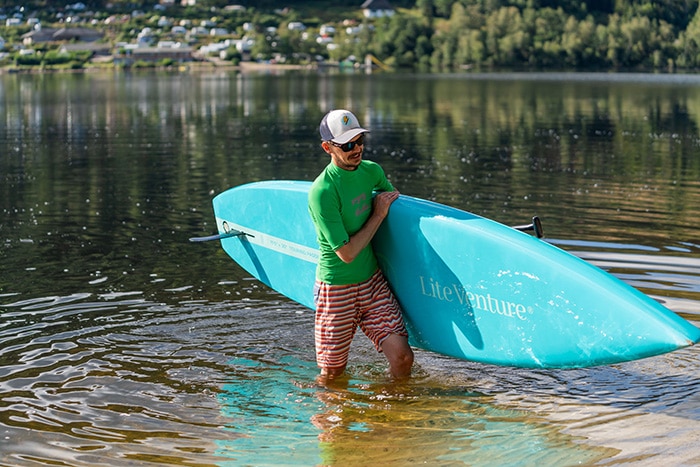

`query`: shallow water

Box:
[1,71,699,466]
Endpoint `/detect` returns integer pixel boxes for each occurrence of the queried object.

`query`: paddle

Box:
[189,230,249,243]
[190,218,543,242]
[513,216,544,238]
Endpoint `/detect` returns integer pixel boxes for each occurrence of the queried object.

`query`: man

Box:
[308,109,414,382]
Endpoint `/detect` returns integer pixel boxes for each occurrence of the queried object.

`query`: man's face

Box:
[323,134,365,171]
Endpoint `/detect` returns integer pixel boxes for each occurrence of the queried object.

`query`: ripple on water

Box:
[1,268,699,466]
[0,292,270,465]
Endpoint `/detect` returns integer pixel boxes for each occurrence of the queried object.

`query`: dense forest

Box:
[4,0,700,71]
[361,0,700,70]
[240,0,700,71]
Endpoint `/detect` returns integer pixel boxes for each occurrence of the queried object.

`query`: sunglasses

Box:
[330,135,365,152]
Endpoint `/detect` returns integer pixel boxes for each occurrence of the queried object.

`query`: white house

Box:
[236,37,254,53]
[319,24,336,36]
[190,26,208,36]
[210,28,229,36]
[287,21,306,31]
[361,0,395,18]
[199,42,228,54]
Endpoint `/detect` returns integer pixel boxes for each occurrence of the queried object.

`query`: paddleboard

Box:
[210,180,700,369]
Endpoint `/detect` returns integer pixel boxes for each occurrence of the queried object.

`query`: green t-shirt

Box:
[308,160,395,285]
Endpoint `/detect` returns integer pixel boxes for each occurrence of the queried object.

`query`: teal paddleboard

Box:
[211,180,700,369]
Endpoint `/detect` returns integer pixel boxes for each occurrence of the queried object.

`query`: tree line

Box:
[342,0,700,71]
[3,0,700,71]
[231,0,700,71]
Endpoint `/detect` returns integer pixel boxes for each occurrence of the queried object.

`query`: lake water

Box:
[1,70,699,466]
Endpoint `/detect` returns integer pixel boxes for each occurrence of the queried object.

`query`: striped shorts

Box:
[313,270,408,370]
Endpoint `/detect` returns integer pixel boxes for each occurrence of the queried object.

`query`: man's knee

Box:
[382,335,414,377]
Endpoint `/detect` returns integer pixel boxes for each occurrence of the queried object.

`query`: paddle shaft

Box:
[191,219,541,242]
[189,230,248,243]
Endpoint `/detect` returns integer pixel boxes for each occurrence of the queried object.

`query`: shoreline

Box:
[0,60,687,77]
[0,59,332,75]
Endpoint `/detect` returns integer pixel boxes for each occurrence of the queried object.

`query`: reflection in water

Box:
[1,71,700,465]
[0,296,300,465]
[217,353,616,467]
[0,248,698,465]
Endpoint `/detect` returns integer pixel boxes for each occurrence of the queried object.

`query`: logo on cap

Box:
[342,115,350,125]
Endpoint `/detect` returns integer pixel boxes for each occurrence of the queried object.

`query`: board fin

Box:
[513,216,544,238]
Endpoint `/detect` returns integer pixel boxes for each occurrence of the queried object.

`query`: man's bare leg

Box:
[381,334,414,380]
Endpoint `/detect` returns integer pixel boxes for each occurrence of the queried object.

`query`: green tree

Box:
[485,7,530,65]
[417,0,434,19]
[434,0,455,17]
[373,14,433,68]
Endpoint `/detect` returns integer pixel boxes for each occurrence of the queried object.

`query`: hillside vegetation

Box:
[2,0,699,71]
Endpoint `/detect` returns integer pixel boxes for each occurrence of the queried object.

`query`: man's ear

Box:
[321,141,332,154]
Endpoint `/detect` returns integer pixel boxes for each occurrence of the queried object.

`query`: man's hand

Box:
[334,190,400,264]
[373,191,400,219]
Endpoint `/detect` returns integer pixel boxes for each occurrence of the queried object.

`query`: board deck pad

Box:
[212,180,700,369]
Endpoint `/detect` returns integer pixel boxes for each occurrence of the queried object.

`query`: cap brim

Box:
[332,128,369,144]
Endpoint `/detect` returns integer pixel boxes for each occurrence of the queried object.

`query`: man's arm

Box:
[335,191,399,264]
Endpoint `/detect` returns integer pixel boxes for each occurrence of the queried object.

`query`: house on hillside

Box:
[361,0,395,18]
[22,27,103,46]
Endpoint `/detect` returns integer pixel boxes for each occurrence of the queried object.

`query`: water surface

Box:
[1,70,699,466]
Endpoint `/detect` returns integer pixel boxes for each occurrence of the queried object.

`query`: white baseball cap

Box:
[319,109,369,144]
